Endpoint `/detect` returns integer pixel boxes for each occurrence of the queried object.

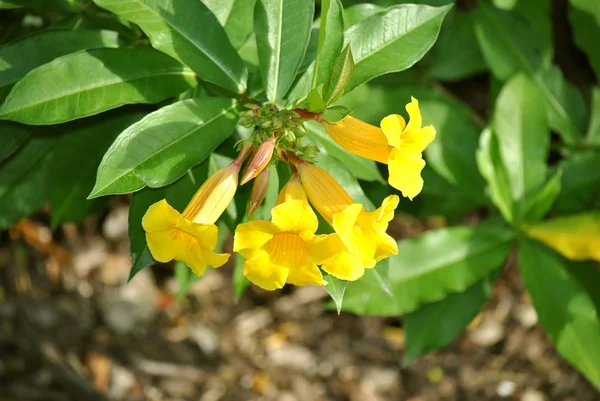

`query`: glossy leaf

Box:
[344,3,384,28]
[323,45,354,105]
[94,0,247,93]
[526,212,600,262]
[254,0,314,101]
[475,3,585,145]
[0,29,119,101]
[0,47,196,125]
[90,97,237,198]
[128,162,210,280]
[48,112,145,228]
[552,149,600,213]
[0,136,57,228]
[306,120,383,183]
[403,275,495,365]
[523,169,562,223]
[492,73,549,226]
[322,105,351,123]
[344,4,451,93]
[519,238,600,389]
[0,122,32,163]
[341,220,514,316]
[324,275,347,314]
[313,0,344,89]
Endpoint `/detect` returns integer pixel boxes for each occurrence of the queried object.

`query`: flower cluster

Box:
[142,98,436,290]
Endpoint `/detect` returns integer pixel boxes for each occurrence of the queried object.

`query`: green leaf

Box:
[426,11,487,81]
[323,45,354,105]
[474,3,585,145]
[0,135,57,228]
[519,237,600,389]
[314,153,374,208]
[0,1,22,9]
[48,112,145,228]
[0,47,197,125]
[553,149,600,213]
[254,0,314,101]
[7,0,83,12]
[586,87,600,145]
[312,0,344,89]
[344,3,384,28]
[322,105,351,123]
[324,275,347,314]
[202,0,257,50]
[476,128,514,223]
[306,120,383,183]
[492,73,549,226]
[90,97,237,198]
[175,260,200,298]
[304,85,326,112]
[570,1,600,79]
[94,0,247,93]
[344,4,451,93]
[403,275,495,365]
[341,220,514,316]
[0,29,119,101]
[0,122,32,163]
[128,162,210,280]
[523,169,562,224]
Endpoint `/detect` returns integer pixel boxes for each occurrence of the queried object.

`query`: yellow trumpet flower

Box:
[297,161,399,280]
[233,177,342,290]
[322,97,436,200]
[142,146,252,277]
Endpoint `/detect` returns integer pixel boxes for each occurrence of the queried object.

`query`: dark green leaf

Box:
[492,73,549,226]
[0,1,22,9]
[0,121,32,163]
[90,97,237,198]
[552,149,600,213]
[0,47,196,125]
[48,112,145,228]
[0,135,57,228]
[569,0,600,79]
[94,0,247,93]
[426,11,487,81]
[344,4,451,93]
[233,253,251,302]
[312,0,344,89]
[403,275,495,365]
[7,0,83,12]
[0,29,119,101]
[341,220,514,316]
[586,87,600,145]
[519,237,600,389]
[254,0,314,102]
[323,45,354,105]
[475,3,585,145]
[128,162,210,280]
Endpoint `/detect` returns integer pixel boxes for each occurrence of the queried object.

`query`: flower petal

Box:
[142,199,181,232]
[404,96,422,134]
[145,230,180,263]
[321,249,365,281]
[244,253,289,291]
[380,114,405,149]
[308,234,345,264]
[233,220,276,253]
[276,174,307,204]
[401,125,436,154]
[387,148,426,200]
[358,194,399,232]
[332,203,363,251]
[286,262,325,287]
[323,116,389,164]
[179,219,220,250]
[271,199,318,234]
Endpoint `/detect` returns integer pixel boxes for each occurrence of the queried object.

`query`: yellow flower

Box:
[142,160,243,277]
[297,161,399,280]
[322,97,436,200]
[233,178,342,290]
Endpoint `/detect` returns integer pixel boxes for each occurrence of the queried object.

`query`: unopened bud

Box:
[246,168,270,218]
[241,137,276,185]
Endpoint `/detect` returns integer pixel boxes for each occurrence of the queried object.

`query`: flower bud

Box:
[246,168,270,218]
[241,137,276,185]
